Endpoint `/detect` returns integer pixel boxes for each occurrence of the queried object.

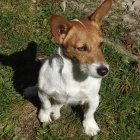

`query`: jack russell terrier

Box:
[25,0,112,136]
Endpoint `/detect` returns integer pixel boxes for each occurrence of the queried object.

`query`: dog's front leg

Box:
[38,90,52,123]
[38,90,63,122]
[83,95,100,136]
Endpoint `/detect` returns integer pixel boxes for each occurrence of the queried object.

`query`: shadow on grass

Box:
[0,42,87,123]
[0,41,41,107]
[71,105,84,122]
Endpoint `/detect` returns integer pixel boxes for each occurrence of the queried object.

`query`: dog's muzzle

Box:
[81,63,109,78]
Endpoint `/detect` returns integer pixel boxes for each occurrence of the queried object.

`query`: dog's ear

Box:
[89,0,112,25]
[50,15,72,44]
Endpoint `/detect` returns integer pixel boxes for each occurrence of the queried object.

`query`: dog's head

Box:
[50,0,112,78]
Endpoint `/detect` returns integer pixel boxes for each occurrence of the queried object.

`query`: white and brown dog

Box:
[25,0,112,136]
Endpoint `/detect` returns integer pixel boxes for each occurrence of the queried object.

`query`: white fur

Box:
[38,47,104,136]
[81,63,109,78]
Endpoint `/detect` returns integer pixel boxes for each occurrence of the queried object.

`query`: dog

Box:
[24,0,112,136]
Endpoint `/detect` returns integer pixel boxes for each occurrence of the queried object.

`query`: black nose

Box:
[97,66,108,76]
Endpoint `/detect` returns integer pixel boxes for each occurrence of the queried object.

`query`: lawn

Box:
[0,0,140,140]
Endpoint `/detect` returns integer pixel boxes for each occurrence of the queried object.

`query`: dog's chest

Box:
[51,76,90,105]
[50,76,99,105]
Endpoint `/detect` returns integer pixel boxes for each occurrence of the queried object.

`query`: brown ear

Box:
[50,15,72,44]
[89,0,112,25]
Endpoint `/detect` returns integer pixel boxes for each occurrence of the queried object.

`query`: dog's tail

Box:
[23,85,38,98]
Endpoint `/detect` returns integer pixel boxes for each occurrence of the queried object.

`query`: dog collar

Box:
[72,19,87,30]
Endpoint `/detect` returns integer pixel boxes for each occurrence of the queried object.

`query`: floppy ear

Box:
[89,0,112,25]
[50,15,72,44]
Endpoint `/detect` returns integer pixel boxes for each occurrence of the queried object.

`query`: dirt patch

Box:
[60,0,101,14]
[0,32,8,47]
[121,0,140,12]
[13,102,39,140]
[123,14,138,24]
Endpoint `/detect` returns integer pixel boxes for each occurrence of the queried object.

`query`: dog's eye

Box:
[99,42,103,48]
[77,45,88,51]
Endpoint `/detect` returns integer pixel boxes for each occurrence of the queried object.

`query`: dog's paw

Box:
[51,111,61,121]
[83,119,100,136]
[38,109,52,123]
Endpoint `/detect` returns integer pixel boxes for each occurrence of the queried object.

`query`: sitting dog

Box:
[25,0,112,136]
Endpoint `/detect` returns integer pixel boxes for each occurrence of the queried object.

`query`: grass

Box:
[0,0,140,140]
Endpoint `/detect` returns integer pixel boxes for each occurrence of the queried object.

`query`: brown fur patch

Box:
[50,0,112,65]
[61,19,106,64]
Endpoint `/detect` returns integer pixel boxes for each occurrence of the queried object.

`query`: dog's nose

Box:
[97,66,108,76]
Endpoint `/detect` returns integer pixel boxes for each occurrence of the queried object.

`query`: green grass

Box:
[0,0,140,140]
